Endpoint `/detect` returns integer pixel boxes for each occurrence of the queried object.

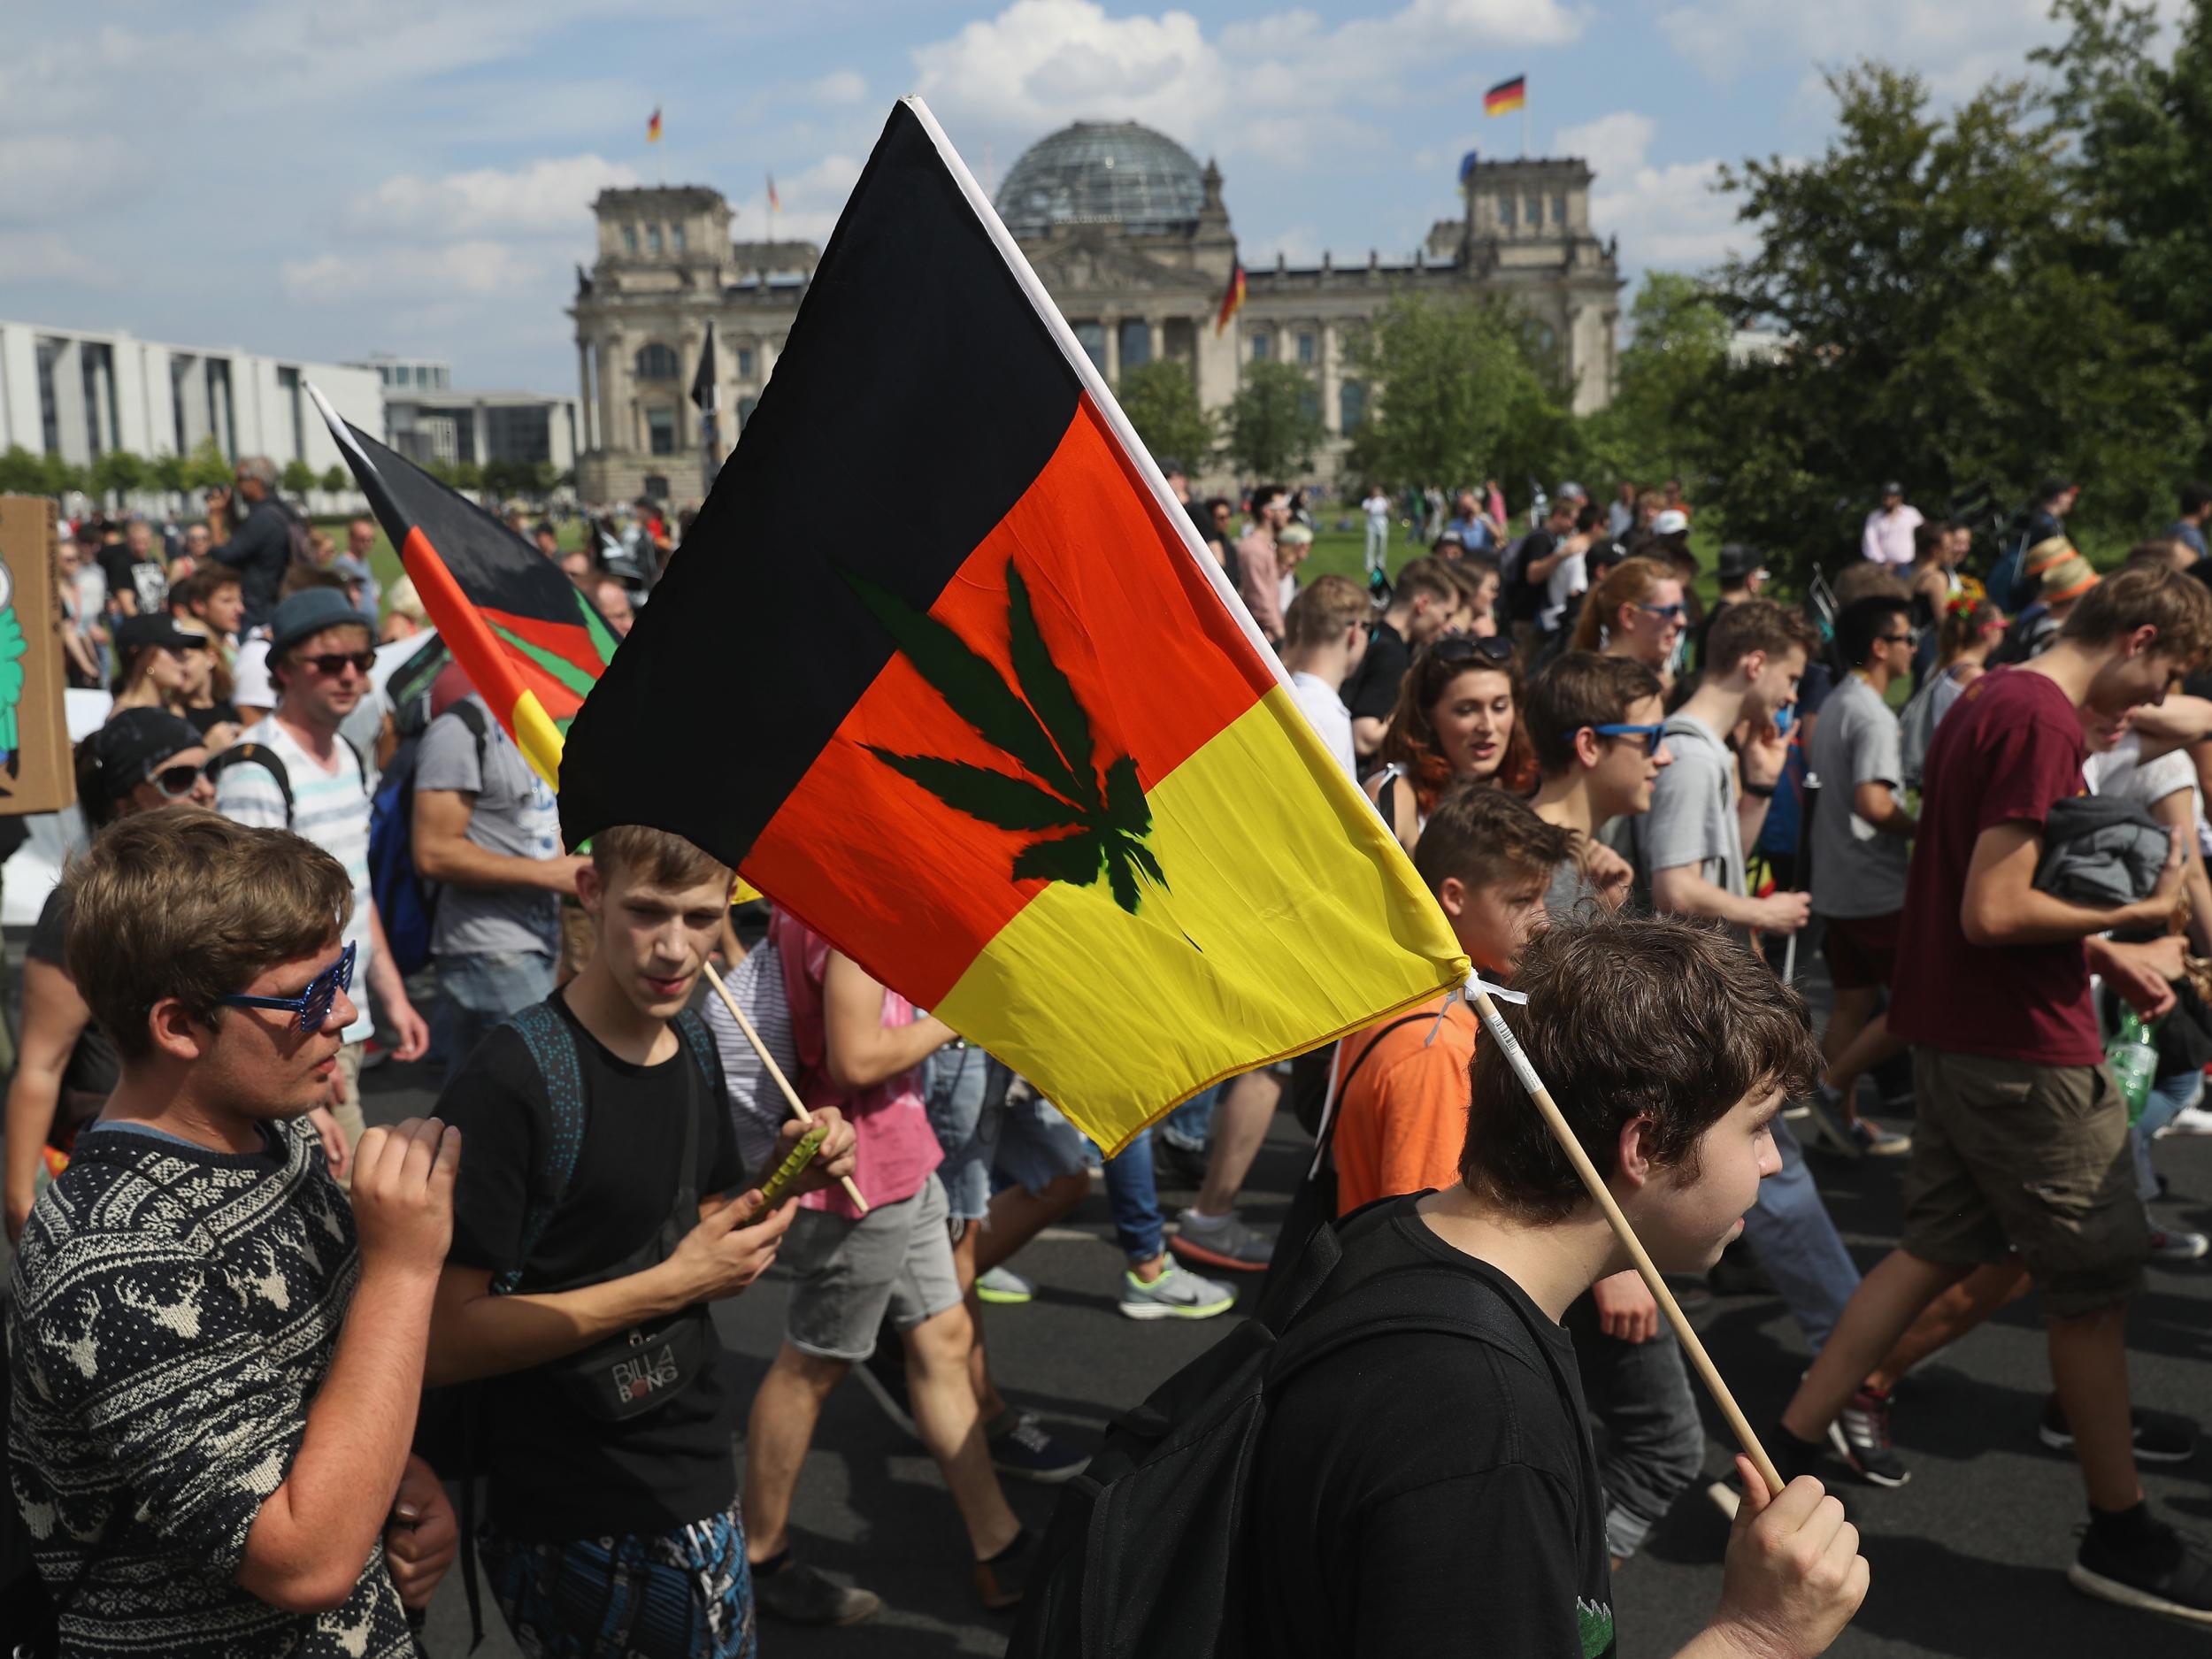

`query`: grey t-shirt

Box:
[1635,713,1744,922]
[1544,854,1601,920]
[416,696,562,959]
[1807,672,1909,918]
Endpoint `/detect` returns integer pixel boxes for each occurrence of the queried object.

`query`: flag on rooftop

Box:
[1485,75,1526,116]
[558,96,1469,1151]
[309,386,618,789]
[766,173,780,213]
[1458,149,1481,183]
[691,320,718,413]
[1213,259,1247,338]
[647,106,663,142]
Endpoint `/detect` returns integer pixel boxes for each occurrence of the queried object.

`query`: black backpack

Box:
[1006,1202,1540,1659]
[204,734,368,827]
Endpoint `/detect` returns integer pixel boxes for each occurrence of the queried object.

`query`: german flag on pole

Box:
[1484,74,1526,116]
[558,98,1467,1151]
[309,385,617,789]
[1213,259,1247,338]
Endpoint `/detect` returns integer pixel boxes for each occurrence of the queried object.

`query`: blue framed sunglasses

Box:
[218,942,355,1032]
[1593,722,1666,756]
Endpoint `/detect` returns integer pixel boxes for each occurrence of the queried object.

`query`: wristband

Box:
[1742,781,1776,798]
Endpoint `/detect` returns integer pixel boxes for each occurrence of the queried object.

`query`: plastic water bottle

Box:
[2108,1007,2159,1126]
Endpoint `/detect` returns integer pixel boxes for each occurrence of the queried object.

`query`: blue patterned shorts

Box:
[480,1502,757,1659]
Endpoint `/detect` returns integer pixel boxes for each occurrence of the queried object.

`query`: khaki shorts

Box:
[779,1175,962,1363]
[328,1040,366,1188]
[1901,1047,2147,1317]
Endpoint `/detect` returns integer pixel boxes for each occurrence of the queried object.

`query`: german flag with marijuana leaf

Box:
[310,387,617,789]
[559,97,1468,1151]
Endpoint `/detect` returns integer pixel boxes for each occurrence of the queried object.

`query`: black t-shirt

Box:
[98,545,167,615]
[440,990,749,1540]
[1509,530,1556,623]
[27,888,120,1140]
[1342,618,1412,726]
[1246,1197,1617,1658]
[184,698,242,738]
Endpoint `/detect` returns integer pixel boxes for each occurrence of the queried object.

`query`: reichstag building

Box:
[571,120,1622,503]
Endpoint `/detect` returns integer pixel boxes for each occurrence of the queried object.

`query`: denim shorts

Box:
[925,1044,1089,1224]
[780,1175,962,1362]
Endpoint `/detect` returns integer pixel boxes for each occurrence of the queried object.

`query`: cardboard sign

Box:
[0,496,78,817]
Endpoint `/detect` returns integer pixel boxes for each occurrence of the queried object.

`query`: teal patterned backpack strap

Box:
[494,1002,588,1294]
[673,1009,721,1091]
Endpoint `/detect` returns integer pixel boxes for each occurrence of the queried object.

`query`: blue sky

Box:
[0,0,2089,396]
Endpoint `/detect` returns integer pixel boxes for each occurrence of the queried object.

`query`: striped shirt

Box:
[213,717,375,1041]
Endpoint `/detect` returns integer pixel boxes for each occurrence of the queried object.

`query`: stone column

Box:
[1148,317,1165,368]
[598,335,629,459]
[1102,313,1120,383]
[576,342,596,450]
[1319,320,1342,436]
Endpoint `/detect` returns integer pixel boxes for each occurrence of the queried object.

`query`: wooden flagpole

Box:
[1465,980,1784,1498]
[701,958,869,1216]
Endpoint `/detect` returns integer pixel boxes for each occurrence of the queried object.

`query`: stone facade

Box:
[571,127,1620,503]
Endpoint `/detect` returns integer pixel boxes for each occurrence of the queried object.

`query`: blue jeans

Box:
[438,950,557,1084]
[1565,1297,1706,1562]
[1159,1083,1222,1152]
[2133,1071,2203,1204]
[1740,1118,1862,1355]
[1099,1128,1164,1264]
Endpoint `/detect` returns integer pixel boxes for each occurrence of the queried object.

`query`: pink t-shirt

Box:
[772,909,941,1217]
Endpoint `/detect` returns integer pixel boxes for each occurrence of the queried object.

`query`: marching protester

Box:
[1244,914,1865,1655]
[426,826,856,1659]
[1367,633,1535,852]
[214,588,433,1166]
[8,810,462,1656]
[1779,565,2212,1618]
[1342,557,1459,764]
[1694,542,1767,673]
[1235,485,1291,647]
[1280,575,1371,780]
[204,455,299,630]
[1571,555,1686,691]
[1525,651,1666,915]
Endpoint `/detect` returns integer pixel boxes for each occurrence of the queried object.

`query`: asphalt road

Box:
[358,1041,2212,1659]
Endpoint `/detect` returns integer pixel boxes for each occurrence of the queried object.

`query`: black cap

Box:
[1879,481,1903,497]
[84,709,203,808]
[2035,474,2075,502]
[1716,543,1766,582]
[115,614,203,656]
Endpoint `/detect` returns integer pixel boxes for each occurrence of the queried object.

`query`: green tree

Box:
[183,436,231,493]
[1580,273,1732,490]
[1345,293,1566,494]
[281,457,317,496]
[320,464,348,495]
[530,460,559,500]
[1694,64,2191,572]
[43,455,88,499]
[0,446,47,495]
[449,460,483,492]
[151,452,189,503]
[91,449,147,507]
[1221,359,1325,480]
[1115,359,1215,473]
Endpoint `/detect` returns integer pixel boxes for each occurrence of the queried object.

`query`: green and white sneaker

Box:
[1120,1261,1237,1321]
[976,1265,1036,1305]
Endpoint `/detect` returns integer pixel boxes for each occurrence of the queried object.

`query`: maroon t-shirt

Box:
[1889,666,2099,1065]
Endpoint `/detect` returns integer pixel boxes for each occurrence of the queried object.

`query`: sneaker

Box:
[1801,1088,1863,1159]
[2039,1396,2199,1464]
[972,1526,1035,1612]
[2156,1102,2212,1137]
[976,1265,1036,1304]
[1121,1261,1236,1320]
[1847,1117,1911,1156]
[1169,1210,1274,1274]
[755,1558,882,1626]
[2151,1227,2210,1263]
[1826,1386,1912,1487]
[2070,1514,2212,1624]
[1781,1102,1813,1121]
[851,1342,918,1440]
[987,1410,1088,1484]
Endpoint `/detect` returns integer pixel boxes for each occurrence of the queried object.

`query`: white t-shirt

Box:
[1362,493,1392,526]
[232,638,274,712]
[1289,671,1356,781]
[1541,549,1588,632]
[212,719,376,1042]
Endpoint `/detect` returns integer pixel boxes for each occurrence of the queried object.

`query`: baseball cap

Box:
[1716,543,1767,583]
[267,588,372,659]
[115,614,204,656]
[1651,510,1691,537]
[1279,524,1315,546]
[83,708,204,810]
[1555,481,1588,503]
[1879,481,1904,497]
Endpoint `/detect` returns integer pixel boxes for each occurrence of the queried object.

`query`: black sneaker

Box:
[754,1557,882,1626]
[2039,1395,2198,1464]
[987,1409,1089,1484]
[852,1341,918,1440]
[973,1525,1035,1611]
[2070,1514,2212,1624]
[1826,1386,1912,1488]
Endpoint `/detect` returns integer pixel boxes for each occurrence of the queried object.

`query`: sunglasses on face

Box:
[301,650,375,677]
[150,761,205,798]
[1593,722,1667,756]
[218,942,355,1033]
[1635,603,1687,623]
[1433,633,1516,665]
[1878,630,1914,647]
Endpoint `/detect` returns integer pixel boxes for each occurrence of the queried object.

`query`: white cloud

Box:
[1556,111,1741,272]
[0,134,138,222]
[807,68,868,105]
[280,240,546,303]
[344,154,642,240]
[0,232,115,288]
[1656,0,2055,89]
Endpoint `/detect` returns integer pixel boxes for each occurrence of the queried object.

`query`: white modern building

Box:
[0,321,383,472]
[379,388,582,475]
[350,352,454,393]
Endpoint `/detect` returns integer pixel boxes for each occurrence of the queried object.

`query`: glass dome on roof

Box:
[995,121,1205,238]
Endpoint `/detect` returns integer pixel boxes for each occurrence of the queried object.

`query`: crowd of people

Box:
[7,452,2212,1659]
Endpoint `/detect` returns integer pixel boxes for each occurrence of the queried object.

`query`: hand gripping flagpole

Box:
[1463,974,1785,1499]
[701,959,870,1216]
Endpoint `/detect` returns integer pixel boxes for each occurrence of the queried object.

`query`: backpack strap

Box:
[1268,1259,1563,1400]
[207,741,294,826]
[672,1008,721,1090]
[494,1002,589,1294]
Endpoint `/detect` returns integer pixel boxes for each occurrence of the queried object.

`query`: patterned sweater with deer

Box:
[5,1118,412,1658]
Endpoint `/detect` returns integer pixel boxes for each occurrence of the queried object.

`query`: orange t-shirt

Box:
[1333,996,1479,1216]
